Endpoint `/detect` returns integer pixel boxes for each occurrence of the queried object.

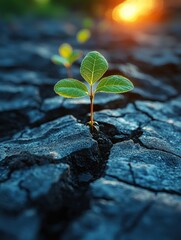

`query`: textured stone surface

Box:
[0,209,40,240]
[62,178,181,240]
[0,83,41,112]
[0,115,98,161]
[0,15,181,240]
[135,97,181,127]
[0,163,69,211]
[0,70,55,86]
[94,103,150,135]
[121,193,181,240]
[140,120,181,156]
[106,140,181,193]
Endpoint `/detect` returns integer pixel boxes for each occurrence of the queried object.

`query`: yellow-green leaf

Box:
[80,51,108,85]
[54,79,89,98]
[68,50,82,65]
[95,75,134,93]
[76,29,91,43]
[51,55,69,67]
[59,43,73,58]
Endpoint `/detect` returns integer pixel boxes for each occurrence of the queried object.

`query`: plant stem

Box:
[67,66,72,78]
[90,84,94,129]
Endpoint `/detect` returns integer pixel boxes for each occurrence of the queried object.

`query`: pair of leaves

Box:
[52,43,82,68]
[54,51,134,98]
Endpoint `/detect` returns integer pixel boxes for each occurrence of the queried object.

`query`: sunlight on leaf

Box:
[54,79,89,98]
[96,75,134,93]
[80,51,108,85]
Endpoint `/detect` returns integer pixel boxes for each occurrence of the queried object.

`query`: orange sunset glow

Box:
[112,0,163,22]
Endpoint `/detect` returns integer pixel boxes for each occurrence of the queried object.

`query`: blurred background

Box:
[0,0,181,19]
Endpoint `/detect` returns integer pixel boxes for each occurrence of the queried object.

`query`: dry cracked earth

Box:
[0,17,181,240]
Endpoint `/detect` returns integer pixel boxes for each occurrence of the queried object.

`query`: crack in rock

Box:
[105,140,181,195]
[0,115,98,162]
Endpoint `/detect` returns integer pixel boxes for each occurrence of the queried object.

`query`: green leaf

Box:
[59,43,73,58]
[80,51,108,85]
[95,75,134,93]
[51,55,69,67]
[54,79,89,98]
[68,50,82,65]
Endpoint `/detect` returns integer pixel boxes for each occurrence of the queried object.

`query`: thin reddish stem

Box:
[90,84,94,129]
[67,66,72,78]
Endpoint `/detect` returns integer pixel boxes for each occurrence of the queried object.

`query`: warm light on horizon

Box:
[118,3,139,22]
[112,0,162,23]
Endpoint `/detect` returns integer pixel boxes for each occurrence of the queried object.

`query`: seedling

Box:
[51,43,82,78]
[54,51,134,129]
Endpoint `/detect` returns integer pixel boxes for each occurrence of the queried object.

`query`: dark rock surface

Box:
[62,179,181,240]
[0,115,98,161]
[106,140,181,193]
[0,16,181,240]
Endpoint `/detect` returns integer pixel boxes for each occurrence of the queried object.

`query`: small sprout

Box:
[51,43,82,78]
[76,29,91,44]
[54,51,134,129]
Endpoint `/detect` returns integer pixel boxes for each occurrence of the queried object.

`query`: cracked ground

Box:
[0,16,181,240]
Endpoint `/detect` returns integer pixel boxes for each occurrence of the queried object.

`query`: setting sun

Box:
[118,3,139,22]
[112,0,160,23]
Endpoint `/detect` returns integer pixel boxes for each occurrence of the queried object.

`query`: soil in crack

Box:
[39,123,113,240]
